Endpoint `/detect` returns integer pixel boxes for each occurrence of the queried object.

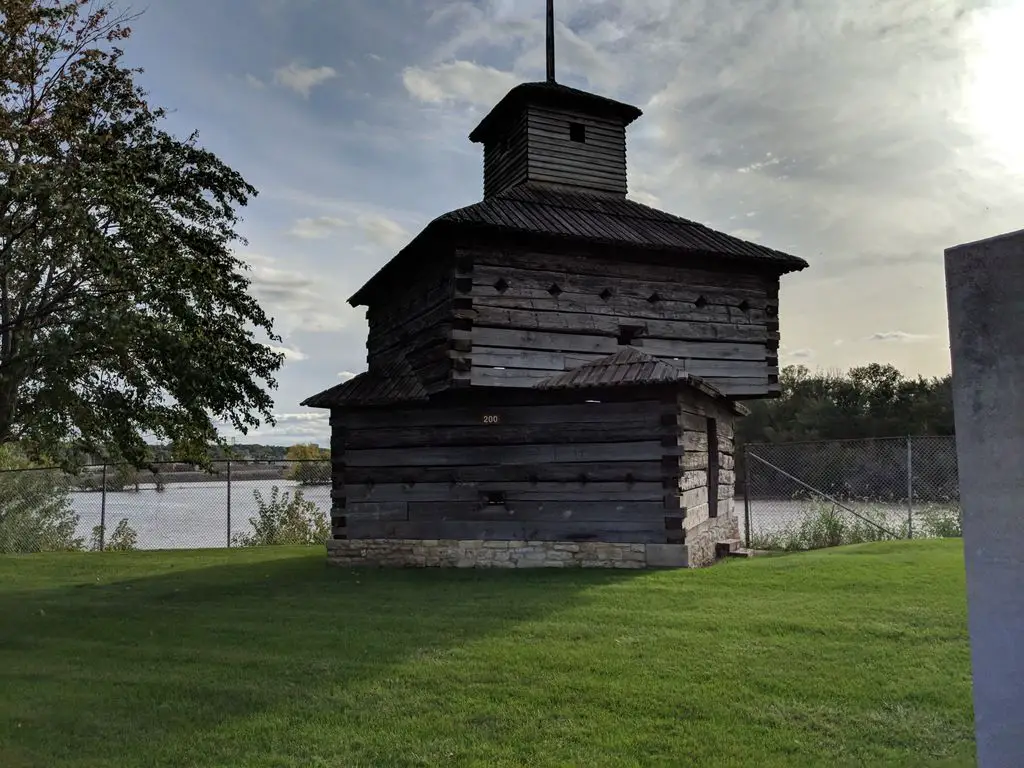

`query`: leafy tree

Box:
[0,442,81,552]
[736,363,956,499]
[738,364,954,446]
[284,442,330,485]
[0,0,284,470]
[106,461,139,491]
[232,485,329,547]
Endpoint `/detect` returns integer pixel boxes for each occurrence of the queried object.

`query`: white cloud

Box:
[394,0,1012,381]
[785,348,815,360]
[177,0,1024,445]
[358,213,410,249]
[287,212,409,249]
[729,228,763,242]
[244,73,265,89]
[288,216,349,240]
[220,412,330,445]
[273,62,338,97]
[738,155,782,174]
[239,251,355,333]
[403,60,518,106]
[338,371,359,381]
[868,331,933,343]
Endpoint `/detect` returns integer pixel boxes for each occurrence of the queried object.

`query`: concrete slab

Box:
[945,229,1024,766]
[645,543,688,568]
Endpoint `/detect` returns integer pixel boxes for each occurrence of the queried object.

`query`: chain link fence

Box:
[4,442,961,555]
[741,436,961,551]
[0,459,332,554]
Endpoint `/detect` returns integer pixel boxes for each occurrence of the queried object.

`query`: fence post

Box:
[99,463,107,552]
[906,436,914,539]
[226,459,232,548]
[742,445,752,549]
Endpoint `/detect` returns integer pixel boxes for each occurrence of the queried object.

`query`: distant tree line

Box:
[736,363,956,502]
[738,363,954,445]
[143,443,293,463]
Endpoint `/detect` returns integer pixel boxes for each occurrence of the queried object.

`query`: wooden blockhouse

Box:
[302,73,808,569]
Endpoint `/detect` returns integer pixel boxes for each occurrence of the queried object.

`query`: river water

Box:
[73,479,332,549]
[72,481,955,550]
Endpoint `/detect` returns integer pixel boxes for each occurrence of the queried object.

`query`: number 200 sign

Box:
[482,414,501,424]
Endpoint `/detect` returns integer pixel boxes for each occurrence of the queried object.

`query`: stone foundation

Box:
[684,513,742,568]
[326,515,742,569]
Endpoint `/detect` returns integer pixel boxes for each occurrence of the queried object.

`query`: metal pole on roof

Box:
[546,0,556,83]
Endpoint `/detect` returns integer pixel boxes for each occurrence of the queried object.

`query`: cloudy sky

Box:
[125,0,1024,445]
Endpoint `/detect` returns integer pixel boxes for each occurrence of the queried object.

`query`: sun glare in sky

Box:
[965,0,1024,175]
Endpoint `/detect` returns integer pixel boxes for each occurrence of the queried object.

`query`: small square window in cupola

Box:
[599,288,614,301]
[695,295,708,309]
[569,122,586,143]
[494,277,510,293]
[738,299,751,312]
[547,283,563,297]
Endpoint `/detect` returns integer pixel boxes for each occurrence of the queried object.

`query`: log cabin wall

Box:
[482,109,529,199]
[524,106,627,196]
[482,107,628,199]
[456,247,781,398]
[363,257,455,394]
[672,390,738,533]
[328,392,688,544]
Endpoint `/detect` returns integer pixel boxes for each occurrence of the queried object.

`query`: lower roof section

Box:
[301,347,749,416]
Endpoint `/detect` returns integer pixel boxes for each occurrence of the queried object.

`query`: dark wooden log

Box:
[346,519,664,544]
[341,418,666,450]
[341,460,663,486]
[466,249,775,292]
[342,481,665,504]
[338,399,664,430]
[470,327,767,361]
[405,499,666,522]
[471,264,769,306]
[344,441,665,468]
[343,502,409,522]
[471,305,769,343]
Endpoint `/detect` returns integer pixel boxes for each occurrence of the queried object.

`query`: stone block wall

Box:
[325,520,742,570]
[683,513,741,568]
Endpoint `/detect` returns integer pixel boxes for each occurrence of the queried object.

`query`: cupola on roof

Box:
[467,0,645,199]
[345,0,807,308]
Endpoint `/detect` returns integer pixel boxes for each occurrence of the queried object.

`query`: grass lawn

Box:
[0,540,973,767]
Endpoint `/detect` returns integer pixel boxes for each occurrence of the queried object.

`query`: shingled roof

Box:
[348,183,807,306]
[536,347,686,390]
[300,356,427,409]
[535,347,750,415]
[440,184,806,269]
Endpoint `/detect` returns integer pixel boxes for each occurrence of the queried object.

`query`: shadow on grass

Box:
[0,547,645,766]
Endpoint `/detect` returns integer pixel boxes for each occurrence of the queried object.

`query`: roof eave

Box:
[458,223,809,274]
[468,83,643,144]
[346,219,454,307]
[347,209,808,308]
[299,392,334,409]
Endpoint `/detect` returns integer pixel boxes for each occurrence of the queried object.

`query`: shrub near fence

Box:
[0,459,332,554]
